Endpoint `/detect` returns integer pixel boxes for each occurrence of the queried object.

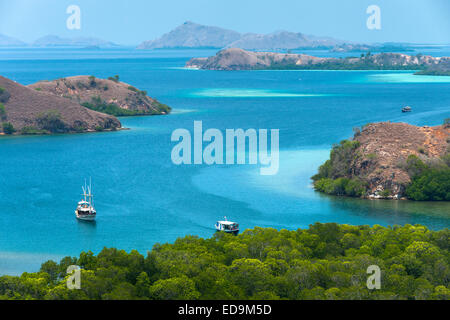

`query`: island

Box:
[311,120,450,200]
[185,48,450,75]
[0,75,121,135]
[1,74,172,136]
[28,75,171,117]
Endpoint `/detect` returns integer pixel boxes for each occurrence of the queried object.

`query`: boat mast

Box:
[89,177,94,208]
[82,179,88,202]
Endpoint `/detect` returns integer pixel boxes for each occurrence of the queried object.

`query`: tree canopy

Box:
[0,223,448,300]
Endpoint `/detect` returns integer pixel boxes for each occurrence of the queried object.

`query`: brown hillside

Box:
[352,122,449,198]
[0,76,121,135]
[28,76,170,115]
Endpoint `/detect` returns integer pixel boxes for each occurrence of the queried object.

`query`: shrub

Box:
[108,75,120,83]
[0,103,6,120]
[36,110,67,133]
[0,86,10,103]
[20,126,49,135]
[82,96,155,117]
[82,98,141,117]
[406,168,450,201]
[153,101,171,114]
[405,155,450,201]
[380,189,391,198]
[2,122,15,134]
[312,140,360,181]
[314,177,366,197]
[405,155,428,177]
[88,75,96,87]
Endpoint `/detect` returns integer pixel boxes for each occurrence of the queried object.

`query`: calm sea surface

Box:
[0,48,449,275]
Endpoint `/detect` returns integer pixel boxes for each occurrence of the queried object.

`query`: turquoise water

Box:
[0,48,449,275]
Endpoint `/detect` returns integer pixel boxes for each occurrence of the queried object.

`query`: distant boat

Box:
[75,179,96,221]
[402,106,412,112]
[215,217,239,234]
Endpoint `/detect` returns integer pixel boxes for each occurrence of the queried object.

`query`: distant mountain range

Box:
[0,34,119,48]
[0,23,440,51]
[137,21,241,49]
[32,35,119,48]
[137,21,345,50]
[0,34,27,47]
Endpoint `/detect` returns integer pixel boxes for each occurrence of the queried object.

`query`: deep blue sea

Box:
[0,48,449,275]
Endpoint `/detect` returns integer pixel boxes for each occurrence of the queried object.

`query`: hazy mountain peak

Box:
[0,33,27,47]
[32,35,119,48]
[137,22,241,49]
[137,22,343,50]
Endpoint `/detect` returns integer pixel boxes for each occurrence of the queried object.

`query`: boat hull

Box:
[75,210,96,221]
[215,226,239,234]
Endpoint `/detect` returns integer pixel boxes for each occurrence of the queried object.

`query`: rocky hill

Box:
[137,21,241,49]
[28,76,171,116]
[225,31,342,50]
[312,122,450,199]
[137,21,343,50]
[186,48,449,73]
[0,76,121,135]
[186,48,322,70]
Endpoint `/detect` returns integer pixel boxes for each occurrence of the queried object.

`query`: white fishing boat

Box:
[215,217,239,234]
[75,179,96,221]
[402,106,412,112]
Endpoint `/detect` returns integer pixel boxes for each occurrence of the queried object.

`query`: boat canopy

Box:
[217,221,238,226]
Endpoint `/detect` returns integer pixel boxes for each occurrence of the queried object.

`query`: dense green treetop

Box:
[0,223,448,300]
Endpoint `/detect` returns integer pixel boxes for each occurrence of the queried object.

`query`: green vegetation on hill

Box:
[0,86,10,103]
[312,140,368,197]
[0,223,448,300]
[82,96,143,117]
[82,96,170,117]
[0,103,6,121]
[1,122,15,134]
[405,155,450,201]
[108,75,120,83]
[36,110,68,134]
[264,61,422,71]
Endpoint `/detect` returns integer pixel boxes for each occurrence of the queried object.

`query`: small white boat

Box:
[215,217,239,234]
[402,106,412,113]
[75,179,96,221]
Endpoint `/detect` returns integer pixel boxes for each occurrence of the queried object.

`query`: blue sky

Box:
[0,0,449,45]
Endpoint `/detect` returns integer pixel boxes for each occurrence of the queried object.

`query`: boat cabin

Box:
[215,218,239,234]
